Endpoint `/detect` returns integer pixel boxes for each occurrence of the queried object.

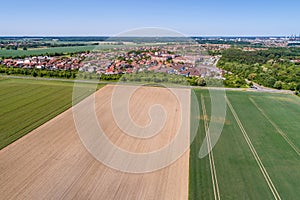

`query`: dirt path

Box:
[0,85,190,200]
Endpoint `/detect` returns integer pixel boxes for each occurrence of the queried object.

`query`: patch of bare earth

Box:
[0,85,190,200]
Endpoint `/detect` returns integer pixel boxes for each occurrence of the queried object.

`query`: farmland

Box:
[0,43,165,58]
[0,45,98,58]
[0,77,299,199]
[189,89,300,199]
[0,85,190,200]
[0,78,102,149]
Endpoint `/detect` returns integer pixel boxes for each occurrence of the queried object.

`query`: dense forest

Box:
[217,48,300,93]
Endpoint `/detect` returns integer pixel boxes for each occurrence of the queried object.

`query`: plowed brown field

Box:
[0,85,190,200]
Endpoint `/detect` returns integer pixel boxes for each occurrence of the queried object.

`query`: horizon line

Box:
[0,35,295,38]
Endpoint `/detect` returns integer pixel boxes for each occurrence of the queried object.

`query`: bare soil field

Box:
[0,85,190,200]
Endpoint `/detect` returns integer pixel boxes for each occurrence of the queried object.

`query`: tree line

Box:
[0,66,227,87]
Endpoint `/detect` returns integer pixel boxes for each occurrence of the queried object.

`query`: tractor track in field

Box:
[249,97,300,157]
[200,95,221,200]
[226,97,281,200]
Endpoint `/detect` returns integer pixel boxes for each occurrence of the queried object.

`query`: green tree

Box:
[266,77,276,88]
[32,70,38,77]
[196,77,206,86]
[248,73,257,80]
[296,83,300,92]
[273,81,283,89]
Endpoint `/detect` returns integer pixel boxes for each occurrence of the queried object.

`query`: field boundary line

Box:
[249,97,300,156]
[226,97,281,200]
[200,95,221,200]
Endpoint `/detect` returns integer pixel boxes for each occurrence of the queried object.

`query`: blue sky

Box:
[0,0,299,36]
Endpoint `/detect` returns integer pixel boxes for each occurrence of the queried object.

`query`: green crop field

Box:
[189,89,300,199]
[0,45,98,58]
[0,42,178,59]
[0,43,161,58]
[0,78,103,149]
